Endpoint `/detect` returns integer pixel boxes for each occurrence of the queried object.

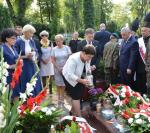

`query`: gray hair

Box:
[55,34,64,40]
[100,23,106,30]
[121,27,131,33]
[40,30,49,37]
[22,24,36,33]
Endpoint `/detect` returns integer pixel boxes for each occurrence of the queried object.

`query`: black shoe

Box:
[69,111,73,115]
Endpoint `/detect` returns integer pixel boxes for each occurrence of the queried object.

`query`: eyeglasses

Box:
[41,35,48,37]
[9,37,17,40]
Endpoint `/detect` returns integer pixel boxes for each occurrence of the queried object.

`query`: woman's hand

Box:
[77,79,89,86]
[42,58,49,64]
[26,53,33,59]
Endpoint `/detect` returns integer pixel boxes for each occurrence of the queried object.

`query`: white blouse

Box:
[62,52,91,87]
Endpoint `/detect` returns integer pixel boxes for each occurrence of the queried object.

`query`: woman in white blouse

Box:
[62,45,96,116]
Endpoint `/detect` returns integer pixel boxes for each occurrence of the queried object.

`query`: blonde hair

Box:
[55,34,64,40]
[22,24,36,33]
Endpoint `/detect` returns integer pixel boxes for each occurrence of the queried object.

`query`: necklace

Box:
[41,39,49,48]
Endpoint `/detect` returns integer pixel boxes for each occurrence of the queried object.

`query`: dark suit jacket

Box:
[119,36,139,72]
[94,30,111,53]
[77,40,101,67]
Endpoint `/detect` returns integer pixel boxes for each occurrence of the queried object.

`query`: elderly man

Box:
[77,28,101,86]
[94,23,111,54]
[119,27,139,88]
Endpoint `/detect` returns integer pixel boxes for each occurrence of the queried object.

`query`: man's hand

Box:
[127,69,132,74]
[91,65,96,71]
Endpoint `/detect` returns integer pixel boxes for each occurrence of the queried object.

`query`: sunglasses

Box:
[41,35,48,37]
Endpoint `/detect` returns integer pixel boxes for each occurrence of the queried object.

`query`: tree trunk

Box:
[5,0,16,25]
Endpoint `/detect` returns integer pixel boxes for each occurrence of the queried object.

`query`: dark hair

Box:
[85,28,95,35]
[1,28,17,43]
[82,45,96,55]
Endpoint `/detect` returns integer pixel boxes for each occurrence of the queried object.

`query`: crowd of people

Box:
[0,12,150,117]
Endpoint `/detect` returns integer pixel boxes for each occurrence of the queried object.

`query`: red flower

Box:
[122,111,130,119]
[34,88,47,105]
[125,91,130,97]
[139,104,149,110]
[10,57,23,89]
[72,116,76,122]
[27,97,35,111]
[122,98,129,104]
[133,92,139,97]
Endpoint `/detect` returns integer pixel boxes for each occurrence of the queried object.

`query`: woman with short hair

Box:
[0,28,20,99]
[62,45,96,116]
[15,24,42,97]
[39,30,54,94]
[51,34,71,106]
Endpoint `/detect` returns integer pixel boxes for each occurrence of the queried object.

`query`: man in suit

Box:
[77,28,101,86]
[69,31,80,53]
[120,27,139,89]
[94,23,111,55]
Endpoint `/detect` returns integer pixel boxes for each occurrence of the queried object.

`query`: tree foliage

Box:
[0,4,12,32]
[5,0,32,26]
[63,0,83,32]
[37,0,61,35]
[83,0,94,29]
[127,0,150,20]
[93,0,113,29]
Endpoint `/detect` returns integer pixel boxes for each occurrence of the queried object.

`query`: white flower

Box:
[140,110,146,113]
[26,88,33,96]
[46,110,52,115]
[26,83,34,96]
[41,107,49,113]
[31,78,37,87]
[137,97,141,100]
[121,87,126,93]
[135,119,143,124]
[0,106,4,113]
[146,98,150,102]
[3,62,9,69]
[148,117,150,123]
[20,93,27,102]
[121,92,125,98]
[51,107,56,111]
[0,119,6,128]
[128,118,134,124]
[2,86,7,94]
[0,113,4,120]
[2,77,7,84]
[2,69,8,76]
[135,114,140,119]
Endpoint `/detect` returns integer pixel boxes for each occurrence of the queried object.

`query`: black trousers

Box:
[136,72,147,94]
[120,71,134,89]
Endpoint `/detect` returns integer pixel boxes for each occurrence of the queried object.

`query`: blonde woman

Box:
[51,34,71,106]
[15,24,42,96]
[40,30,54,94]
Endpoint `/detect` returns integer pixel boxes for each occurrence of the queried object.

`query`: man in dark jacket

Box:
[77,28,101,86]
[120,27,139,89]
[69,31,80,53]
[94,23,111,54]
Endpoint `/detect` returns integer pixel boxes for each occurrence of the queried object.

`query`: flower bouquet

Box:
[88,88,104,110]
[107,84,150,133]
[55,116,96,133]
[16,79,63,133]
[0,49,23,133]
